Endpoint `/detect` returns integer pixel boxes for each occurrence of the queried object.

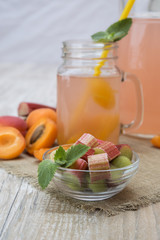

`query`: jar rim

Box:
[131,12,160,20]
[63,40,118,49]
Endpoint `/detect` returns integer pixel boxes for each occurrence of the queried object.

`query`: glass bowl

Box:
[43,144,139,201]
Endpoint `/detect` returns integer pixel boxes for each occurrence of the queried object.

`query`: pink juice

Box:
[118,17,160,136]
[57,75,121,145]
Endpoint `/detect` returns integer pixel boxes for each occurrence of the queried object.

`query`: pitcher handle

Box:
[121,72,144,133]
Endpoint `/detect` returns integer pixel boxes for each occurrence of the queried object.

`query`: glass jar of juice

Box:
[118,13,160,137]
[57,40,143,145]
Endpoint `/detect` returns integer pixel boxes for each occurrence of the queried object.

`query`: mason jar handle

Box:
[121,72,144,133]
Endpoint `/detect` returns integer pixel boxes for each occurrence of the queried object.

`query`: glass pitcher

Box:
[57,40,143,145]
[118,13,160,137]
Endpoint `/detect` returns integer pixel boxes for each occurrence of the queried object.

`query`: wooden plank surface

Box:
[0,64,160,240]
[0,168,160,240]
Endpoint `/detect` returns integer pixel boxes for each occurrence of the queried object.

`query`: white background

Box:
[0,0,152,65]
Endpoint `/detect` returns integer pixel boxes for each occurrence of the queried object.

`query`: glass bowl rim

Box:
[43,145,139,173]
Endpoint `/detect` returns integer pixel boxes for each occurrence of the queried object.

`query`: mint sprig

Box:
[91,18,132,43]
[38,144,90,189]
[38,160,58,189]
[54,146,66,165]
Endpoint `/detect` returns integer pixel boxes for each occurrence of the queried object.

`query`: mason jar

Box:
[57,40,143,145]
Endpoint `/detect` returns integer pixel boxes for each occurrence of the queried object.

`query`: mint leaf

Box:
[91,18,132,43]
[54,146,66,162]
[65,144,90,168]
[38,160,58,189]
[105,18,132,42]
[38,144,90,189]
[91,31,107,42]
[55,159,67,166]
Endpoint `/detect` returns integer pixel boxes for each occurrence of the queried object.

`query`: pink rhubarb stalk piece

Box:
[70,158,88,170]
[81,148,95,161]
[75,133,98,161]
[70,159,88,183]
[88,153,110,182]
[75,133,99,148]
[18,102,56,117]
[97,139,105,145]
[97,141,120,161]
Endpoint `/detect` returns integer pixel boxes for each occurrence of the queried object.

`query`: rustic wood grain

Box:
[0,64,160,240]
[0,169,160,240]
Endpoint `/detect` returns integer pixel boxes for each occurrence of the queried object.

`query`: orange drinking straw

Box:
[67,0,136,143]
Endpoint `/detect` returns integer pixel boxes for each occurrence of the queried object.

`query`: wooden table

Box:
[0,64,160,240]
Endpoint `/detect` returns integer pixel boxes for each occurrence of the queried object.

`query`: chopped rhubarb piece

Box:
[75,133,99,148]
[88,153,110,182]
[97,141,120,161]
[81,148,95,161]
[88,153,109,170]
[70,158,88,170]
[97,139,105,145]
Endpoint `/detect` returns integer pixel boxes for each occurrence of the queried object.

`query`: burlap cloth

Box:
[1,135,160,216]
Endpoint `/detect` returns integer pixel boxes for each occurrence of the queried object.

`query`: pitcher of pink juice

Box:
[118,13,160,137]
[57,40,143,145]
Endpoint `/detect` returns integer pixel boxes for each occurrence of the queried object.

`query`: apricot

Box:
[33,144,72,161]
[0,116,27,136]
[50,144,72,151]
[25,118,57,155]
[26,108,57,128]
[90,78,115,109]
[151,135,160,148]
[0,127,26,159]
[33,148,50,161]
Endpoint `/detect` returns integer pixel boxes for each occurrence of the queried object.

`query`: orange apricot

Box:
[25,118,57,155]
[151,135,160,148]
[33,148,50,161]
[0,127,26,159]
[33,144,72,161]
[52,144,72,151]
[26,108,57,128]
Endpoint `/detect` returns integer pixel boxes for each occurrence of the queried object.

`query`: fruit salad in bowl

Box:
[38,133,139,201]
